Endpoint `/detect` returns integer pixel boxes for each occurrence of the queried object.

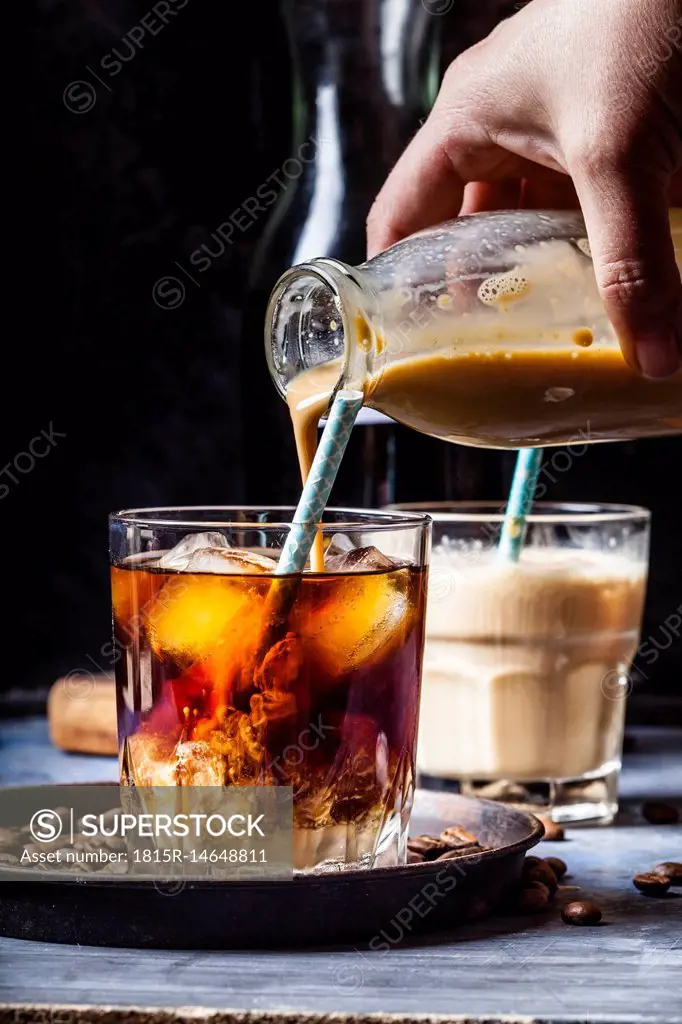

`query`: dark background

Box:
[12,0,680,718]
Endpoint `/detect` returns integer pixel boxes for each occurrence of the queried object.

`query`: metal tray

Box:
[0,789,542,949]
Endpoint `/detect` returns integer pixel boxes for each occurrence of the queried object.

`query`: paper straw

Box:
[276,389,364,575]
[497,448,543,563]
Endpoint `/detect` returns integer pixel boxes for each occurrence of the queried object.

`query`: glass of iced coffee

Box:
[109,507,430,872]
[389,502,649,825]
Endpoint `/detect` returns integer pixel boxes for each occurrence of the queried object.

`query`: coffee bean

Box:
[522,856,542,875]
[653,862,682,885]
[518,888,550,914]
[436,846,481,862]
[641,801,679,825]
[80,840,107,855]
[499,884,524,915]
[545,856,568,880]
[525,861,559,895]
[407,850,425,865]
[537,816,565,841]
[440,826,479,850]
[0,828,20,851]
[633,872,671,897]
[526,880,551,900]
[407,835,448,860]
[77,807,121,831]
[18,806,71,837]
[107,860,129,875]
[22,835,72,854]
[73,859,97,873]
[561,900,602,926]
[100,836,126,851]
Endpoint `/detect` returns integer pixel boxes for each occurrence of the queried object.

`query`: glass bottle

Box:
[266,208,682,449]
[242,0,441,504]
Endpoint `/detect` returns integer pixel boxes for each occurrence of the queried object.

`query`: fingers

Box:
[459,170,579,215]
[459,180,523,215]
[518,171,579,211]
[571,163,682,378]
[366,119,466,258]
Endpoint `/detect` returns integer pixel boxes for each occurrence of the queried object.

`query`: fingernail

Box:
[635,329,681,378]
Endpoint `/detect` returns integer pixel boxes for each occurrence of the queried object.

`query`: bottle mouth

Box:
[265,260,352,405]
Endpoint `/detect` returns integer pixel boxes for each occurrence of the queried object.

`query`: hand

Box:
[367,0,682,378]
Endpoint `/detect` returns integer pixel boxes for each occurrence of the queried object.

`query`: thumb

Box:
[571,165,682,378]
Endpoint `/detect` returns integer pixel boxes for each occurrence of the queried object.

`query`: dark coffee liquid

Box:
[113,559,426,864]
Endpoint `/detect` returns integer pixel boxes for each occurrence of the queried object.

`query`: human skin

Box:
[367,0,682,379]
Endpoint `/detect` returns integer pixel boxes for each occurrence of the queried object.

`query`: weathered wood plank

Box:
[0,721,680,1024]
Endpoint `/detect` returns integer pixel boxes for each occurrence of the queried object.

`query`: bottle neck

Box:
[249,0,439,290]
[286,2,438,118]
[266,257,383,406]
[283,0,440,201]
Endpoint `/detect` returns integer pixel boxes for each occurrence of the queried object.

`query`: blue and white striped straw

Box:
[497,448,543,563]
[276,389,364,574]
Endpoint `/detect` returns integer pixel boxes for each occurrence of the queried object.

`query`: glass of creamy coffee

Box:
[388,502,650,825]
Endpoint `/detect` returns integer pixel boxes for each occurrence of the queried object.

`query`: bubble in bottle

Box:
[544,387,576,403]
[573,328,594,348]
[477,268,530,307]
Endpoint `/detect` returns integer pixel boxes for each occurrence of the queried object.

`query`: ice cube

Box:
[123,735,226,847]
[124,732,178,786]
[175,740,225,785]
[324,532,356,562]
[256,632,303,692]
[185,548,277,574]
[325,544,399,573]
[330,714,382,816]
[158,531,230,570]
[293,561,413,674]
[129,735,225,786]
[147,573,266,665]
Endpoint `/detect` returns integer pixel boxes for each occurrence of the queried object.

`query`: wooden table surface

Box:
[0,718,680,1024]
